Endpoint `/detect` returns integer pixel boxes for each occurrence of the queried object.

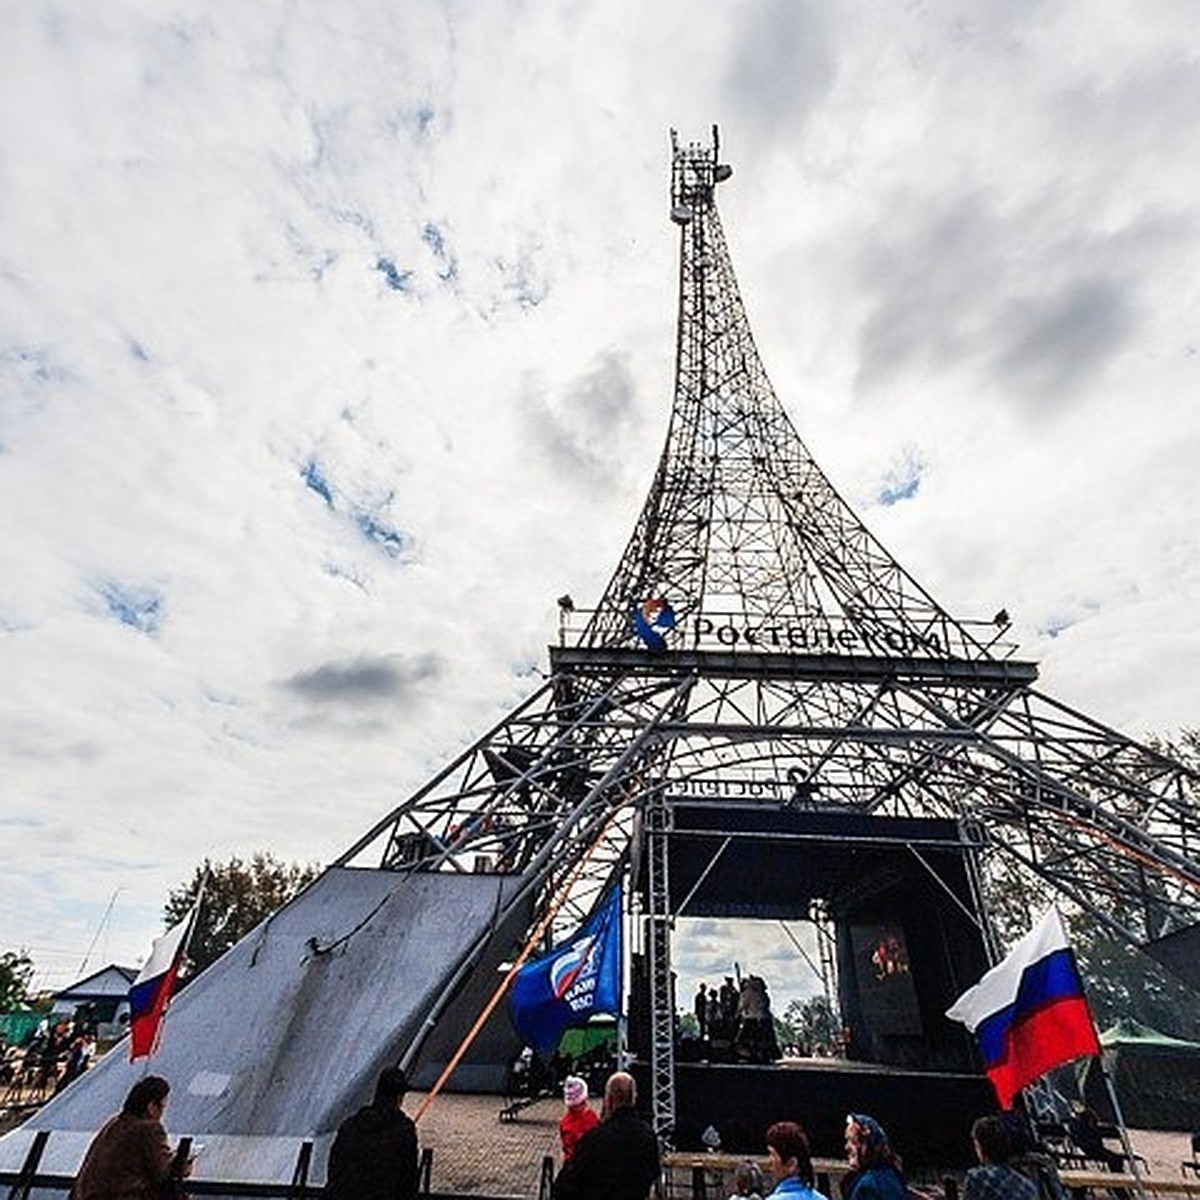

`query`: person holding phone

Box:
[72,1076,191,1200]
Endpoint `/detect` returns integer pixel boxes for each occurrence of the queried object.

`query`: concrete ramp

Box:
[0,867,529,1182]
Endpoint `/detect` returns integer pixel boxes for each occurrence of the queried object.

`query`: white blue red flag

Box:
[510,886,622,1055]
[128,906,196,1061]
[946,906,1100,1107]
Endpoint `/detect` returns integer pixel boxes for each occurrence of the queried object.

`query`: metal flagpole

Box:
[148,871,208,1062]
[413,805,628,1123]
[1097,1054,1147,1200]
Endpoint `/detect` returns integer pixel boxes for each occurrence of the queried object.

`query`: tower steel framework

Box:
[338,129,1200,1142]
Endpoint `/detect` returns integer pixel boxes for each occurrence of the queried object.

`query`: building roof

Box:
[54,964,138,1001]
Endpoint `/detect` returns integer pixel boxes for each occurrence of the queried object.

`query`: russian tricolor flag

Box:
[947,906,1100,1108]
[128,906,196,1061]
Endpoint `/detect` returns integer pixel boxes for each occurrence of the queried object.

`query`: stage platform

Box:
[647,1057,996,1168]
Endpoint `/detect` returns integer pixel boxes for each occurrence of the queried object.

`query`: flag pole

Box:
[413,805,627,1124]
[152,872,207,1055]
[1097,1055,1147,1200]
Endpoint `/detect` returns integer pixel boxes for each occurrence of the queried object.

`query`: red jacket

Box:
[559,1104,600,1162]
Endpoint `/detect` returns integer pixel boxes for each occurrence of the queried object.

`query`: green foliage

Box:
[1147,728,1200,771]
[0,949,34,1011]
[777,994,840,1054]
[974,727,1200,1039]
[1069,920,1200,1042]
[980,857,1053,949]
[165,853,320,977]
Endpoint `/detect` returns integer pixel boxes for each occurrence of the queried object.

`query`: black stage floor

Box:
[644,1057,995,1168]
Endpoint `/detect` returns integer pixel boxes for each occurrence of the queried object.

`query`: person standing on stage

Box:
[694,983,709,1040]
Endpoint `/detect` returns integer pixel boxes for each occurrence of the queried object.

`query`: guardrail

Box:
[661,1153,1200,1200]
[1059,1171,1200,1197]
[11,1137,1200,1200]
[0,1133,545,1200]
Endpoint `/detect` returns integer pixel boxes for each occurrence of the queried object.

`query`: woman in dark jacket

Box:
[842,1114,906,1200]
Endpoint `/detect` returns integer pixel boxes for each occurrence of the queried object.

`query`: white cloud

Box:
[2,0,1198,992]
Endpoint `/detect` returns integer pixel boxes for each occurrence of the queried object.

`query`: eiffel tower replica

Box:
[337,126,1200,1139]
[8,129,1199,1181]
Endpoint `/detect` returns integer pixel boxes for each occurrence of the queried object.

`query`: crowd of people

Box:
[67,1062,1126,1200]
[0,1015,97,1099]
[545,1074,1081,1200]
[691,975,781,1064]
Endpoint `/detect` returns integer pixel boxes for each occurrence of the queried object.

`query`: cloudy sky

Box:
[3,2,1198,1003]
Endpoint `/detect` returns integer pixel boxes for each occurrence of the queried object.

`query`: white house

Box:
[51,964,138,1040]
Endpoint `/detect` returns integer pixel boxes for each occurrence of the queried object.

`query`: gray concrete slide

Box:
[0,867,530,1183]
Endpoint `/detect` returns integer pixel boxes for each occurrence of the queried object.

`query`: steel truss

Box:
[339,129,1200,1142]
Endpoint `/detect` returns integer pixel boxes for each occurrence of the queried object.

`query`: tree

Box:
[778,994,840,1055]
[974,727,1200,1041]
[1070,924,1200,1042]
[0,949,34,1011]
[165,853,320,978]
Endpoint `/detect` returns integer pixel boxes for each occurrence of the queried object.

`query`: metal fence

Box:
[1,1133,552,1200]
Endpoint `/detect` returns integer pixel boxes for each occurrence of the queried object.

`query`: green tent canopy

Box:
[558,1016,617,1059]
[1082,1018,1200,1130]
[1098,1017,1200,1052]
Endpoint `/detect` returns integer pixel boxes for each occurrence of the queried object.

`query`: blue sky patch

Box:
[413,104,435,137]
[879,474,921,505]
[500,258,548,309]
[98,581,163,634]
[1038,615,1076,639]
[375,257,413,293]
[355,510,405,556]
[422,222,458,282]
[4,343,67,386]
[877,447,926,507]
[301,459,334,506]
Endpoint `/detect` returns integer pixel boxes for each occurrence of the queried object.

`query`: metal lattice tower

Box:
[340,128,1200,1142]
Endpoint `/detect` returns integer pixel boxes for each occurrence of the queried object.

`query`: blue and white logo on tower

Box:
[633,597,676,651]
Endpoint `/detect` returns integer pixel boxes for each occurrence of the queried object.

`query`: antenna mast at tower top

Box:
[669,125,733,221]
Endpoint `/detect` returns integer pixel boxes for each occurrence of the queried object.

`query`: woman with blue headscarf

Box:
[842,1114,907,1200]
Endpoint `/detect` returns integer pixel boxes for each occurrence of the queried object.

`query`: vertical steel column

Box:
[645,784,677,1144]
[813,899,839,1017]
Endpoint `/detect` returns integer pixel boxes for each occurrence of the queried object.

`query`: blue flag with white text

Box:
[510,886,622,1055]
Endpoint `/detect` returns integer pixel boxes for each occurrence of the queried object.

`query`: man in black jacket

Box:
[327,1067,419,1200]
[552,1071,660,1200]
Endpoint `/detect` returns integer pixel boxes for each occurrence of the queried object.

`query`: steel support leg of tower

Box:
[645,787,677,1144]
